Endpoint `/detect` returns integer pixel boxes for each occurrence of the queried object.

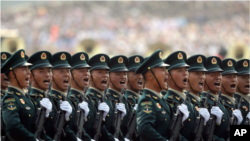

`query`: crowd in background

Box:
[1,1,249,58]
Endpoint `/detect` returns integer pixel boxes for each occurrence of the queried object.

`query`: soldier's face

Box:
[127,71,144,91]
[169,67,188,89]
[90,69,109,91]
[188,71,205,93]
[109,71,127,91]
[71,68,90,88]
[14,66,31,88]
[221,74,237,94]
[1,73,9,89]
[52,68,71,91]
[31,68,52,91]
[151,67,167,90]
[237,75,250,94]
[205,72,222,93]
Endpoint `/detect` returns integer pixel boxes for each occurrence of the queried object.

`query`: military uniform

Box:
[135,50,176,141]
[234,59,250,124]
[160,90,168,97]
[1,52,11,99]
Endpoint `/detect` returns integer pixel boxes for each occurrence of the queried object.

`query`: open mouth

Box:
[120,81,125,85]
[214,82,220,86]
[199,81,203,86]
[63,79,69,84]
[137,80,143,86]
[3,78,9,82]
[101,80,107,85]
[245,85,250,89]
[83,78,89,83]
[230,84,236,88]
[183,78,187,83]
[44,79,50,84]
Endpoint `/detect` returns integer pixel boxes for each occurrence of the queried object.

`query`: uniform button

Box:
[29,114,31,117]
[223,119,225,122]
[188,119,191,121]
[107,114,109,117]
[51,117,53,119]
[165,118,167,121]
[88,116,90,119]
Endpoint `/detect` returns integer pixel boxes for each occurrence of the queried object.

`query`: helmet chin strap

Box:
[70,70,83,90]
[109,72,120,92]
[169,71,183,91]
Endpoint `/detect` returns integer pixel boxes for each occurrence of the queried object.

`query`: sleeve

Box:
[62,125,77,141]
[100,125,116,141]
[2,96,36,141]
[136,99,166,141]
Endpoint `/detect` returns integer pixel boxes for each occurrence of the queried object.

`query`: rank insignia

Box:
[25,106,31,110]
[175,96,180,100]
[152,96,158,100]
[156,103,161,109]
[4,98,15,103]
[16,92,21,95]
[227,101,231,104]
[113,94,118,97]
[20,99,25,104]
[192,98,196,102]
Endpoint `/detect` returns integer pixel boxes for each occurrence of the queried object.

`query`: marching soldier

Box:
[220,58,243,124]
[201,56,229,140]
[164,51,209,141]
[234,59,250,124]
[136,50,189,141]
[125,55,144,108]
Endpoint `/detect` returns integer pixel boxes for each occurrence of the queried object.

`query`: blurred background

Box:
[1,1,249,60]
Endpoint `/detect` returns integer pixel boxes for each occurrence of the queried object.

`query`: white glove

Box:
[60,101,72,120]
[91,139,95,141]
[116,103,126,119]
[247,112,250,119]
[98,102,110,121]
[79,101,90,120]
[178,104,189,122]
[40,98,52,117]
[211,106,223,125]
[77,137,82,141]
[233,109,243,125]
[125,138,130,141]
[115,138,119,141]
[36,139,39,141]
[133,104,138,111]
[199,108,210,125]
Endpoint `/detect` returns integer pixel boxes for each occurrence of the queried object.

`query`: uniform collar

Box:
[210,92,218,100]
[126,89,140,98]
[1,89,7,93]
[235,92,250,103]
[71,88,84,95]
[221,94,235,105]
[168,88,186,100]
[144,88,162,99]
[89,87,104,95]
[109,88,121,95]
[9,86,25,95]
[31,87,45,93]
[51,88,67,97]
[189,92,200,101]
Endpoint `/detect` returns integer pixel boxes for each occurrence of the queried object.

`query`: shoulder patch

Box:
[4,98,16,103]
[141,101,152,106]
[7,102,17,110]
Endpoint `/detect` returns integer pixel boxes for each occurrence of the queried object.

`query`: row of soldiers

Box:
[0,49,249,141]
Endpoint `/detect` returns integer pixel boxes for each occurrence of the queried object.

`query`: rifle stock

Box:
[125,99,138,141]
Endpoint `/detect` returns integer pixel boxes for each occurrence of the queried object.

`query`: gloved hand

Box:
[36,139,39,141]
[199,108,210,125]
[115,138,119,141]
[40,98,52,117]
[79,101,90,120]
[125,138,130,141]
[133,104,138,111]
[116,103,126,119]
[98,102,110,121]
[60,101,72,121]
[91,139,95,141]
[247,112,250,119]
[233,109,243,125]
[178,103,189,122]
[77,137,82,141]
[211,106,223,125]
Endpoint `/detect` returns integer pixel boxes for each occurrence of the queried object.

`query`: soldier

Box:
[45,52,80,141]
[220,58,243,124]
[136,50,189,141]
[125,55,144,108]
[1,52,11,140]
[200,56,229,140]
[107,55,131,141]
[234,59,250,124]
[164,51,209,141]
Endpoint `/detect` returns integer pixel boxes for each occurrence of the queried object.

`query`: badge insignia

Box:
[100,56,105,62]
[1,53,7,60]
[41,52,47,59]
[227,60,233,67]
[159,52,162,59]
[162,110,166,114]
[97,94,101,97]
[152,96,158,100]
[168,95,173,99]
[227,101,231,104]
[7,103,16,110]
[16,92,21,96]
[175,96,180,100]
[143,108,152,113]
[243,60,248,67]
[39,94,43,98]
[4,98,15,103]
[135,56,140,63]
[21,51,25,58]
[197,56,202,63]
[80,54,85,60]
[211,58,217,64]
[60,53,66,60]
[25,106,31,110]
[192,98,196,102]
[118,57,123,63]
[211,97,215,101]
[113,94,118,97]
[177,52,183,60]
[195,106,199,111]
[141,101,152,106]
[156,103,161,109]
[20,99,25,104]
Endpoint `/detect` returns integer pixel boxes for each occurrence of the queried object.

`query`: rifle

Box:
[93,87,108,141]
[74,87,88,139]
[1,98,6,141]
[192,90,210,141]
[34,83,52,141]
[169,89,190,141]
[244,95,250,125]
[125,99,138,141]
[53,85,71,141]
[203,90,222,141]
[112,88,125,138]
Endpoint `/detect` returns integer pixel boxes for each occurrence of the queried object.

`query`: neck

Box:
[221,89,234,97]
[109,83,121,93]
[145,82,161,93]
[10,81,24,89]
[236,88,248,95]
[52,85,67,93]
[31,83,47,91]
[71,83,84,91]
[187,85,199,96]
[204,86,217,94]
[127,85,139,93]
[169,83,184,92]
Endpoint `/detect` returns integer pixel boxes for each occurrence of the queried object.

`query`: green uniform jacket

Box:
[201,92,230,141]
[2,86,36,141]
[234,93,249,124]
[124,90,140,108]
[164,89,199,141]
[160,90,168,97]
[136,88,173,141]
[44,89,77,141]
[221,95,235,117]
[1,90,7,139]
[67,88,92,141]
[87,87,118,141]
